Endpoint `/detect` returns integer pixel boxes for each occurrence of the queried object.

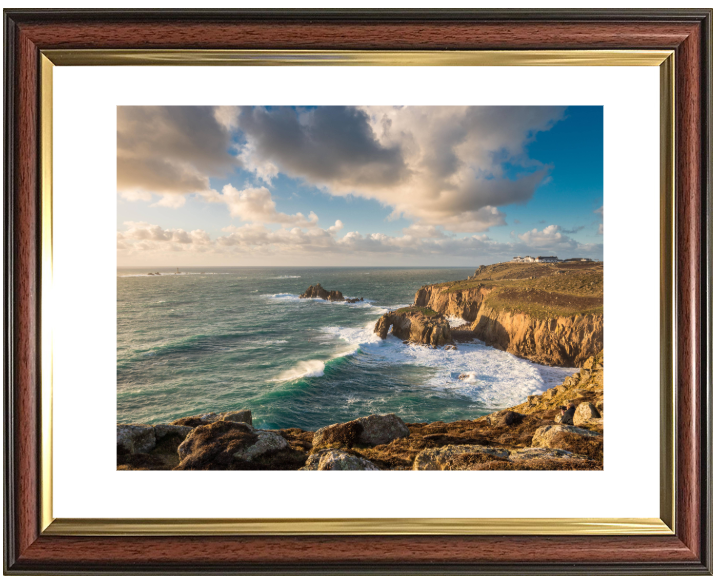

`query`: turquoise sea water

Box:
[117,267,576,430]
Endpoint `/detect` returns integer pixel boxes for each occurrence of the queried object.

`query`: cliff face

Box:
[414,281,602,368]
[374,307,453,346]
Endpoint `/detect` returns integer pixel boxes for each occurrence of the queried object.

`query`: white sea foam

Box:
[446,315,469,328]
[321,323,576,410]
[270,275,302,279]
[265,293,377,308]
[273,359,326,382]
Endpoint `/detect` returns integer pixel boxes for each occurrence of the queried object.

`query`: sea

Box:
[117,267,577,430]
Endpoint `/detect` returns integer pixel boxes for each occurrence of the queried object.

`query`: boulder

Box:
[559,405,576,424]
[492,410,525,427]
[312,414,409,449]
[532,424,601,449]
[357,414,410,445]
[177,421,255,463]
[154,424,193,441]
[235,430,289,462]
[173,421,300,470]
[171,409,252,428]
[508,447,587,462]
[219,410,253,426]
[413,445,510,470]
[301,449,380,471]
[117,424,156,454]
[573,402,601,426]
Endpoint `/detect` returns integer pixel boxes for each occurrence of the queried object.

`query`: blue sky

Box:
[117,105,603,266]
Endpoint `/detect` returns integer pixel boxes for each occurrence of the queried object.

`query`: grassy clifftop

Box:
[437,261,603,320]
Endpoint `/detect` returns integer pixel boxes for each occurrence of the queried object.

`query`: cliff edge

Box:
[414,261,603,367]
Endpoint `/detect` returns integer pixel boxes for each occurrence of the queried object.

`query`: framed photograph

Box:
[4,9,711,574]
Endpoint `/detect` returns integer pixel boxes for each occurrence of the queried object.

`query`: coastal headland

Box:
[118,262,603,471]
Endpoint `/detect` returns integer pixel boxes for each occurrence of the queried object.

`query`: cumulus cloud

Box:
[518,224,579,251]
[117,106,237,199]
[229,105,565,232]
[236,106,409,189]
[201,184,318,227]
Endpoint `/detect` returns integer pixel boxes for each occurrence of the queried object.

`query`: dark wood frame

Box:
[3,9,712,574]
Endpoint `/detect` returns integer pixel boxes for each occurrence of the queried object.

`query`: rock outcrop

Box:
[532,424,601,448]
[171,410,252,428]
[374,307,453,346]
[300,283,345,301]
[413,445,510,470]
[302,449,380,470]
[312,414,410,449]
[299,283,364,303]
[175,421,303,470]
[117,424,156,455]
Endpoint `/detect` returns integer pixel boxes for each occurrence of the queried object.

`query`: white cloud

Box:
[518,224,579,251]
[117,106,238,200]
[224,106,565,232]
[118,220,602,263]
[201,184,318,227]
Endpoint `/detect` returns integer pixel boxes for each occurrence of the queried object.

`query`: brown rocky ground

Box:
[118,353,603,471]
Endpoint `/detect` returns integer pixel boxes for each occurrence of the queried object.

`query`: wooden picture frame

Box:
[4,9,712,574]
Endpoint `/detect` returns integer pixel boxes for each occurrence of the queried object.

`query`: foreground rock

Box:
[508,447,587,462]
[573,402,602,426]
[171,410,252,428]
[175,421,304,470]
[302,449,380,470]
[374,307,453,346]
[312,414,409,449]
[413,445,510,470]
[300,283,363,303]
[117,424,156,455]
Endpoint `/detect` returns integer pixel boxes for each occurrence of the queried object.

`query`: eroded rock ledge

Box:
[117,353,603,471]
[373,306,453,347]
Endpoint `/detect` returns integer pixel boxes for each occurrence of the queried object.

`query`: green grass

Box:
[484,291,604,321]
[432,262,604,320]
[396,306,439,317]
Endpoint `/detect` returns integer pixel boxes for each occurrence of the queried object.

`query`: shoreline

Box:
[117,353,603,471]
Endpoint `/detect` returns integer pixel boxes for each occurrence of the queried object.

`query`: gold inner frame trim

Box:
[45,517,671,536]
[39,49,676,537]
[43,49,673,67]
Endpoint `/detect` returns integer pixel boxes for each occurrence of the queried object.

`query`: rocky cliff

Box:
[373,306,453,346]
[413,261,603,367]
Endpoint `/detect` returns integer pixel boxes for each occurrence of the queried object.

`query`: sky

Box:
[117,105,603,267]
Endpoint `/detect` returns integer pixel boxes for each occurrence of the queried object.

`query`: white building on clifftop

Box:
[511,255,559,263]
